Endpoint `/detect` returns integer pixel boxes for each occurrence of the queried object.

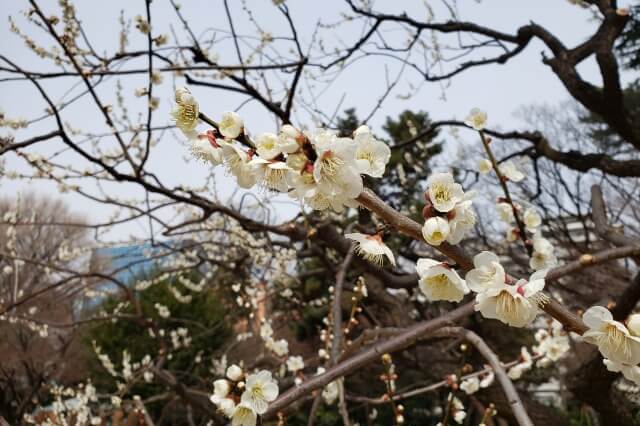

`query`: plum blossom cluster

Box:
[172,88,392,212]
[23,382,101,425]
[421,172,476,246]
[346,232,396,266]
[466,252,548,327]
[210,365,279,426]
[582,307,640,385]
[259,320,289,357]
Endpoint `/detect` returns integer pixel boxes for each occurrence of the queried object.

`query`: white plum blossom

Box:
[499,160,525,182]
[219,111,244,139]
[240,370,279,414]
[465,251,506,293]
[603,359,640,385]
[426,172,464,213]
[530,234,557,271]
[171,87,199,137]
[250,158,290,192]
[286,355,304,373]
[508,347,533,379]
[496,202,515,223]
[477,158,492,174]
[190,133,222,165]
[222,143,257,189]
[447,199,477,245]
[266,338,289,357]
[154,303,170,318]
[219,398,236,417]
[210,379,230,405]
[322,380,339,405]
[353,125,391,178]
[523,207,542,231]
[448,393,467,424]
[465,108,487,131]
[310,129,363,200]
[226,364,244,381]
[582,306,640,365]
[416,258,469,302]
[628,314,640,336]
[422,216,450,246]
[533,321,570,366]
[255,132,281,160]
[278,124,301,153]
[474,270,548,328]
[345,232,396,266]
[479,371,495,388]
[231,403,257,426]
[459,377,480,394]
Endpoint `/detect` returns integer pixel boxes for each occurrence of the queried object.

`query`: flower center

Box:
[427,274,454,298]
[600,324,631,356]
[264,167,287,190]
[180,104,197,123]
[432,184,451,204]
[319,151,344,182]
[251,384,265,400]
[495,290,520,317]
[357,150,375,166]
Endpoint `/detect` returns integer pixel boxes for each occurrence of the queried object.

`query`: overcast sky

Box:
[1,0,636,242]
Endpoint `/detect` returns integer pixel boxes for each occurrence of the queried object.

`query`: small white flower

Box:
[219,398,236,417]
[226,364,243,381]
[231,403,257,426]
[530,234,557,271]
[627,314,640,336]
[286,356,304,373]
[353,125,391,178]
[322,380,339,405]
[422,216,450,246]
[479,371,494,388]
[210,379,231,405]
[260,322,274,340]
[459,377,479,395]
[477,158,492,174]
[266,338,289,357]
[426,172,464,213]
[582,306,640,365]
[523,207,541,231]
[508,363,527,380]
[447,199,476,245]
[249,158,291,192]
[345,233,396,266]
[310,129,362,200]
[240,370,279,414]
[221,143,257,188]
[190,132,223,165]
[416,258,469,302]
[171,87,199,137]
[465,251,506,293]
[496,202,514,223]
[474,270,547,328]
[255,132,281,160]
[278,124,301,153]
[499,160,524,182]
[219,111,244,139]
[603,359,640,385]
[465,108,487,131]
[143,371,154,382]
[454,410,467,424]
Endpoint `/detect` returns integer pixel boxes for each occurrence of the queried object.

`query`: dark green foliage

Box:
[617,6,640,70]
[580,79,640,151]
[83,270,230,415]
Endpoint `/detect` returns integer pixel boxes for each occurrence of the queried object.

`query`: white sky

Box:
[0,0,635,242]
